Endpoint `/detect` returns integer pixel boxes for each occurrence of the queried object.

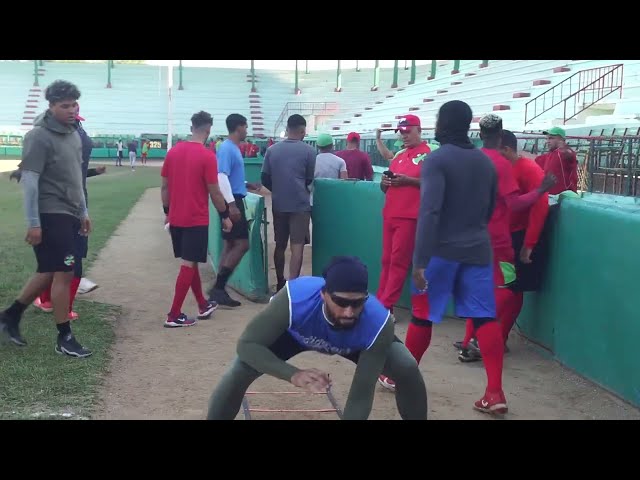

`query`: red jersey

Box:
[481,147,519,253]
[335,148,374,180]
[535,147,578,195]
[510,157,549,249]
[161,141,219,227]
[383,142,431,219]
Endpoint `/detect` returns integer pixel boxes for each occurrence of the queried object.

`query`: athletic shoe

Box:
[209,288,241,308]
[33,297,54,313]
[77,278,99,294]
[164,313,196,328]
[55,333,92,358]
[68,311,79,321]
[473,390,508,415]
[453,338,480,351]
[198,301,218,319]
[378,375,396,392]
[458,347,482,363]
[0,312,27,346]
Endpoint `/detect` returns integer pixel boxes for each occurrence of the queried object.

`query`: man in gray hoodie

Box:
[0,80,93,358]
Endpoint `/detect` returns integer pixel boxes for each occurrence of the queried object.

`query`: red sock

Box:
[475,320,504,393]
[405,321,432,364]
[501,292,524,343]
[170,266,196,318]
[191,267,207,308]
[40,285,52,304]
[462,319,475,348]
[69,276,81,312]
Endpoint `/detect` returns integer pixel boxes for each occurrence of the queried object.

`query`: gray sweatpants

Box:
[129,151,136,168]
[207,340,428,420]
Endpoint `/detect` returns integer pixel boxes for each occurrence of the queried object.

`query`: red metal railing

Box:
[525,64,624,125]
[273,102,340,136]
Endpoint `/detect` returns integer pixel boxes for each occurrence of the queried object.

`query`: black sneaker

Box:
[164,313,197,328]
[458,347,482,363]
[0,313,27,347]
[209,288,241,308]
[55,333,92,358]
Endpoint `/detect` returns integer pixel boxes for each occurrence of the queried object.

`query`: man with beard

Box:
[206,256,428,420]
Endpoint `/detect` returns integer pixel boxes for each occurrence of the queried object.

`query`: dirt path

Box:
[87,188,640,420]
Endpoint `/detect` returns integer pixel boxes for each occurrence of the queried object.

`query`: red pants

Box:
[377,217,416,310]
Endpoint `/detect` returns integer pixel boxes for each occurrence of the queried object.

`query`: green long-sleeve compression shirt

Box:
[236,289,396,420]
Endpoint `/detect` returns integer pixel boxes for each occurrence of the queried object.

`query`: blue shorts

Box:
[413,256,496,323]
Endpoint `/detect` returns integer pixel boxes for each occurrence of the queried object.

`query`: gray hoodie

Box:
[21,110,85,219]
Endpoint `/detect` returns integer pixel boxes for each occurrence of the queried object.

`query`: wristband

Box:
[163,205,169,215]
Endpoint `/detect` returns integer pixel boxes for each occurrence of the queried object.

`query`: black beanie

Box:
[438,100,473,133]
[322,256,368,293]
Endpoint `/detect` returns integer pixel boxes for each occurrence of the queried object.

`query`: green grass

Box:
[0,166,161,419]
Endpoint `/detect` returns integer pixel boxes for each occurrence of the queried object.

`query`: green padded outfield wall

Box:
[311,179,412,308]
[518,195,640,406]
[208,193,270,303]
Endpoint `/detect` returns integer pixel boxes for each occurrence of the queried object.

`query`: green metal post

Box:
[33,60,39,86]
[251,60,256,92]
[356,60,360,72]
[391,60,399,88]
[428,59,436,80]
[38,60,44,67]
[295,60,301,94]
[409,60,416,85]
[106,60,112,88]
[480,60,489,68]
[305,60,309,74]
[372,60,380,91]
[335,60,342,92]
[178,60,184,90]
[452,60,460,74]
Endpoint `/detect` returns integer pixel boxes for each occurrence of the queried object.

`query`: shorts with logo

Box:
[169,225,209,263]
[34,213,80,273]
[420,256,497,323]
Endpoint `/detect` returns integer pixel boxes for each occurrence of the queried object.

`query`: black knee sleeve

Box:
[410,316,432,327]
[471,317,495,329]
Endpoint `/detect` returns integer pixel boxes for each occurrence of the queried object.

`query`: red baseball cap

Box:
[396,114,421,132]
[347,132,360,142]
[76,104,85,122]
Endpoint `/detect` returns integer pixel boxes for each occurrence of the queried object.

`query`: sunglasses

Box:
[330,294,368,309]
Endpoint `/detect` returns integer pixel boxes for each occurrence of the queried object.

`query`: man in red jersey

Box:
[334,132,374,180]
[500,130,550,346]
[375,114,431,391]
[535,126,578,194]
[454,114,556,413]
[161,111,232,328]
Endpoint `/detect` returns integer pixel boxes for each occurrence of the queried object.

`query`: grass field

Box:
[0,165,161,419]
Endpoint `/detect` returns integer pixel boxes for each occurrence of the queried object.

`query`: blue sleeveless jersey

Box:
[285,276,390,356]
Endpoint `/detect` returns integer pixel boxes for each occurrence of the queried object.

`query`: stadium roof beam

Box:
[392,60,399,88]
[371,60,380,91]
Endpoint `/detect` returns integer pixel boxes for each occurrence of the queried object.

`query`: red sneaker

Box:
[378,375,396,392]
[33,297,53,313]
[474,390,508,415]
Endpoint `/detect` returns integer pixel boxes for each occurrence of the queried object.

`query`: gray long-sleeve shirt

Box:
[413,144,497,269]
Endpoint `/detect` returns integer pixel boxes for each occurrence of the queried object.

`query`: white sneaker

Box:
[77,277,99,295]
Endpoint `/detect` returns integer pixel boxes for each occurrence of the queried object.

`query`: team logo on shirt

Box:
[63,254,75,266]
[412,153,427,165]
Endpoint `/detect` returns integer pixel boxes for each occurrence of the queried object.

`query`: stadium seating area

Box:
[2,60,640,140]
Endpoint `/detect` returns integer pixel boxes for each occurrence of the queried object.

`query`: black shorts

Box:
[170,225,209,263]
[272,210,311,247]
[222,195,249,241]
[34,213,80,273]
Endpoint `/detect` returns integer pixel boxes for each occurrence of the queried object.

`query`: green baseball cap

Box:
[543,126,566,138]
[316,133,334,148]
